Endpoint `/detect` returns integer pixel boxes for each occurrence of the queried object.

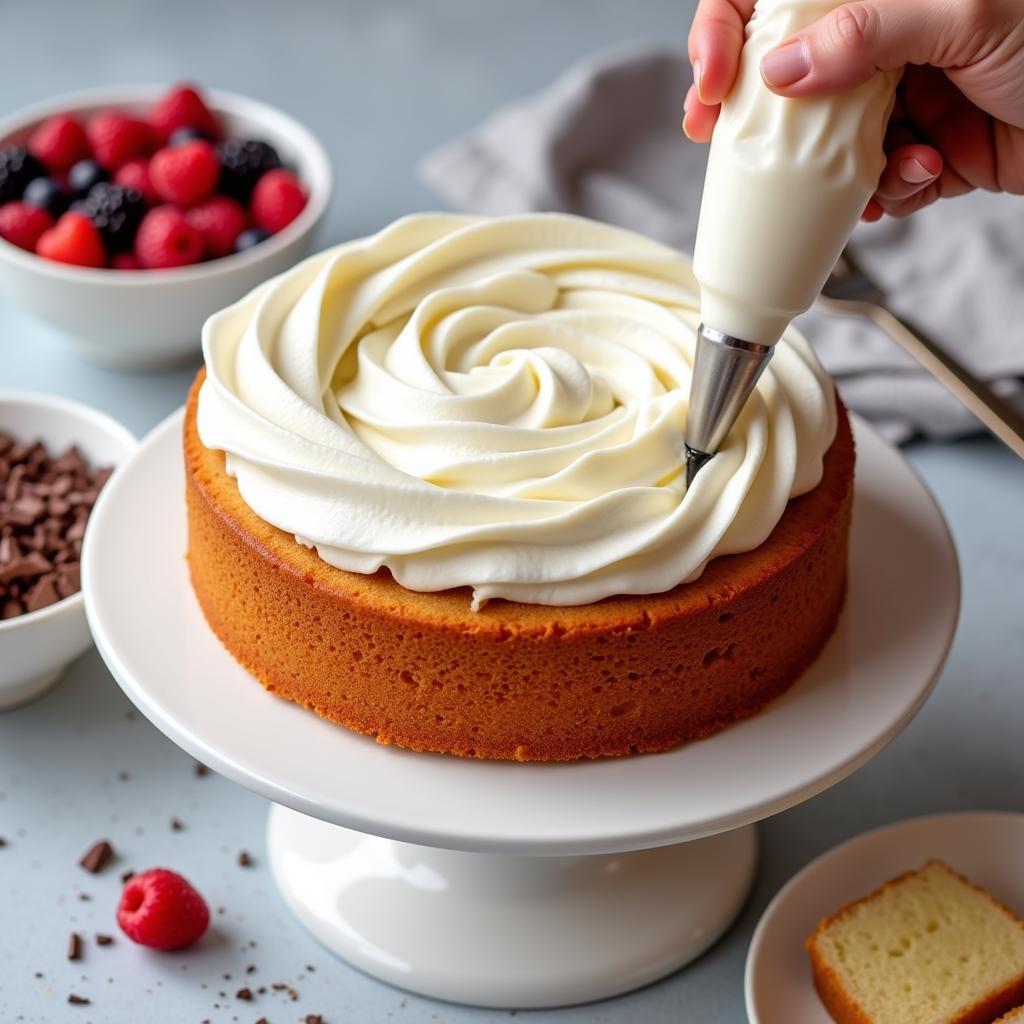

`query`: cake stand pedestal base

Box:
[267,803,758,1008]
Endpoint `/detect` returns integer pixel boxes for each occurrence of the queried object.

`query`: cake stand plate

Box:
[745,812,1024,1024]
[83,409,958,1008]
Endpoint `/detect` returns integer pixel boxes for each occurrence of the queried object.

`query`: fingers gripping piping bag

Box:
[685,0,901,483]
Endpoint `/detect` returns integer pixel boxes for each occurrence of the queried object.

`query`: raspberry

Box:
[134,205,204,268]
[114,158,160,206]
[150,84,221,144]
[28,115,90,173]
[116,868,209,950]
[251,169,307,234]
[35,211,106,267]
[185,196,248,258]
[0,202,54,251]
[87,112,157,171]
[112,252,141,270]
[149,141,219,207]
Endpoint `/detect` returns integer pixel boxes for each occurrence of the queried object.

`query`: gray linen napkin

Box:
[420,43,1024,443]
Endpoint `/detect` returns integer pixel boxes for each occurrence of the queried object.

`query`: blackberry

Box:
[216,138,281,201]
[233,227,270,253]
[72,183,145,252]
[23,176,69,218]
[68,159,109,198]
[0,145,45,203]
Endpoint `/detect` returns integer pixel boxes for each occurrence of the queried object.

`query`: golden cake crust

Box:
[184,370,854,761]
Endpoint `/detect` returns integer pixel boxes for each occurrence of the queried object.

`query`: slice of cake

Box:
[807,861,1024,1024]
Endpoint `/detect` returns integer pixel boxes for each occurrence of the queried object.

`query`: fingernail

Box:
[761,40,810,87]
[692,60,704,101]
[684,83,697,115]
[900,158,936,184]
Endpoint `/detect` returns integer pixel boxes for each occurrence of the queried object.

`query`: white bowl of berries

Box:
[0,83,331,369]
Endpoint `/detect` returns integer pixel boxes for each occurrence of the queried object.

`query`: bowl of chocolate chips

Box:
[0,391,136,709]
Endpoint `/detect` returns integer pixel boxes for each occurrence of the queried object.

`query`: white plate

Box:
[82,409,958,855]
[745,812,1024,1024]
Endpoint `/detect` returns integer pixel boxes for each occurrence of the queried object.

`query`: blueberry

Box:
[233,227,271,253]
[22,176,69,217]
[67,159,109,198]
[168,127,212,146]
[0,145,45,203]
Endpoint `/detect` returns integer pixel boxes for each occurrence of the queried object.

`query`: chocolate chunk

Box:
[79,839,114,873]
[1,599,21,619]
[305,1016,323,1024]
[237,850,252,867]
[67,932,82,961]
[67,993,90,1005]
[194,762,209,777]
[0,533,19,564]
[170,817,184,831]
[235,987,253,1000]
[25,575,59,612]
[120,869,135,884]
[12,494,45,519]
[95,933,113,946]
[255,1018,269,1024]
[0,551,53,582]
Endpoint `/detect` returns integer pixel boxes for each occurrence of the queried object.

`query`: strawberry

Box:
[117,868,209,950]
[250,169,307,234]
[112,252,142,270]
[0,202,54,251]
[134,205,204,268]
[185,195,247,258]
[149,141,219,207]
[150,84,221,144]
[35,211,106,267]
[28,115,90,173]
[87,112,158,171]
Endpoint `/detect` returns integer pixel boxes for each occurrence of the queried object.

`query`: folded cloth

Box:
[421,43,1024,443]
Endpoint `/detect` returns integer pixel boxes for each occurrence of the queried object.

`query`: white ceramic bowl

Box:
[0,391,137,709]
[0,85,332,369]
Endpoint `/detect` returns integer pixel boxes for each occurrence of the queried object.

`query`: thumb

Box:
[759,0,966,95]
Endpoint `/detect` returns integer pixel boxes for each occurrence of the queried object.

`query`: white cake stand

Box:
[82,410,959,1009]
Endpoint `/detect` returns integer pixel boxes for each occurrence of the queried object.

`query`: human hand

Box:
[683,0,1024,220]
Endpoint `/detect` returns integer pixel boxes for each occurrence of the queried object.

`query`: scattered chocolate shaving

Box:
[77,892,91,901]
[194,762,209,777]
[305,1015,323,1024]
[0,432,112,619]
[67,993,90,1005]
[117,771,130,781]
[95,932,113,946]
[271,983,287,991]
[67,932,82,961]
[306,964,315,972]
[236,987,253,1001]
[245,964,257,974]
[256,1018,269,1024]
[170,817,184,832]
[237,850,252,867]
[79,839,113,873]
[0,836,6,847]
[120,869,135,884]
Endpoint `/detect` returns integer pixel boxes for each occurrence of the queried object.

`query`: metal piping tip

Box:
[685,445,712,487]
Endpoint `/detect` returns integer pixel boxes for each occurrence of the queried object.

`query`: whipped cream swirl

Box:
[198,213,837,608]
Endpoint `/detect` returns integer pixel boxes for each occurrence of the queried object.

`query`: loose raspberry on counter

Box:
[28,114,91,173]
[150,84,222,144]
[116,868,210,950]
[0,202,54,251]
[250,168,307,234]
[185,195,248,258]
[114,158,160,206]
[87,112,158,170]
[35,211,106,267]
[150,140,220,207]
[134,205,204,268]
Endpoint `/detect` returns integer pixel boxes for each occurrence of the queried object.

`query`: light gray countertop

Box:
[2,2,1023,1022]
